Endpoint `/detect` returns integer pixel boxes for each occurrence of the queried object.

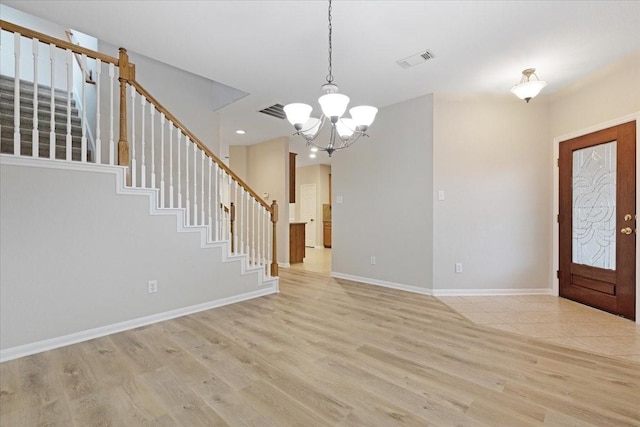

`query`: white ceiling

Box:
[5,1,640,167]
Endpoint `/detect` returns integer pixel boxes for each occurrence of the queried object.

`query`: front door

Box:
[559,121,636,320]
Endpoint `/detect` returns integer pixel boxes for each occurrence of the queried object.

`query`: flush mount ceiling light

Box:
[511,68,547,103]
[284,0,377,157]
[235,129,246,135]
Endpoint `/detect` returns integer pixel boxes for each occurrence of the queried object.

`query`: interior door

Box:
[300,184,317,247]
[559,121,636,320]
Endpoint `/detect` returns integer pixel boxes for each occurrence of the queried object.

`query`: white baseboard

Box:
[331,272,433,296]
[432,288,553,297]
[278,262,291,268]
[0,285,277,363]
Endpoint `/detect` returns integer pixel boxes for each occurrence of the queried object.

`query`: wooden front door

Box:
[559,121,636,320]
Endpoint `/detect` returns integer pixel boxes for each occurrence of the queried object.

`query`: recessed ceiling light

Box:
[310,147,319,152]
[235,129,246,135]
[309,153,316,159]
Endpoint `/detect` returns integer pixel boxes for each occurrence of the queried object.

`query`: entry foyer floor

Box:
[298,247,640,363]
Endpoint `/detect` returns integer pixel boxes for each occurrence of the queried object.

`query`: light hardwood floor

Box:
[1,268,639,426]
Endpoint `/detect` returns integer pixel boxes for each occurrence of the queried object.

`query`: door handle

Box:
[624,213,634,221]
[621,227,633,235]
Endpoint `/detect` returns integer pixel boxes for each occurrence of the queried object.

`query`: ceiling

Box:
[5,1,640,167]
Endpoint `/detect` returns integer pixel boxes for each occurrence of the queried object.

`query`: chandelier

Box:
[283,0,377,157]
[511,68,547,103]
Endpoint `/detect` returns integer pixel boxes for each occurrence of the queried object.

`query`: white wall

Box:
[0,160,273,353]
[332,95,434,290]
[433,93,551,292]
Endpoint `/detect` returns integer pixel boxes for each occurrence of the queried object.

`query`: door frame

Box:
[552,112,640,324]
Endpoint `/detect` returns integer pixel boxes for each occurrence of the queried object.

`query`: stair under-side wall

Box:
[0,155,278,362]
[0,74,88,161]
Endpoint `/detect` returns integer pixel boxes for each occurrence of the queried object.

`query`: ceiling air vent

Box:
[259,103,286,120]
[396,50,436,69]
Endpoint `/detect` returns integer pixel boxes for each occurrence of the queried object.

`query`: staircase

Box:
[0,74,87,161]
[0,19,280,362]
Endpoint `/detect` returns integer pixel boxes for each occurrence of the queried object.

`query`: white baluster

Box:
[169,123,174,208]
[130,85,136,187]
[66,48,72,161]
[150,107,156,189]
[108,63,115,165]
[80,54,88,162]
[185,137,190,225]
[252,197,256,267]
[201,150,205,226]
[233,181,239,253]
[32,38,39,157]
[245,191,250,256]
[263,209,268,273]
[176,131,182,208]
[227,173,232,246]
[160,113,165,208]
[239,187,244,254]
[95,59,102,164]
[257,201,261,268]
[192,143,197,225]
[49,43,56,159]
[140,96,146,187]
[214,163,220,241]
[13,33,21,155]
[208,158,213,241]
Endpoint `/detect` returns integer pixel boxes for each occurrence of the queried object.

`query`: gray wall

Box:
[332,94,434,289]
[0,162,270,351]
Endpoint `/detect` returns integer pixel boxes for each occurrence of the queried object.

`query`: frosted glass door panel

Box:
[572,141,616,269]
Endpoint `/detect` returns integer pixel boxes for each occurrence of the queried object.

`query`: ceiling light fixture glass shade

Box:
[283,0,377,156]
[511,68,547,103]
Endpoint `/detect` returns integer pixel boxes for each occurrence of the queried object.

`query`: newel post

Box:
[117,48,134,166]
[270,200,278,277]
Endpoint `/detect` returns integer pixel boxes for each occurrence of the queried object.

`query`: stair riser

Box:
[0,100,80,118]
[1,127,82,147]
[0,111,82,129]
[0,76,71,99]
[0,93,79,111]
[0,139,88,161]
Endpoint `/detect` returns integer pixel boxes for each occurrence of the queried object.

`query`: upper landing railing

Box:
[0,19,278,278]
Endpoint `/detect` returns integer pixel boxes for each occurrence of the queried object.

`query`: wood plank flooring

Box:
[1,269,639,426]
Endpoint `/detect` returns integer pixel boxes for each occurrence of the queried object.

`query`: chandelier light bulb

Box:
[336,118,356,138]
[301,117,322,139]
[318,93,350,120]
[349,105,378,130]
[283,103,312,128]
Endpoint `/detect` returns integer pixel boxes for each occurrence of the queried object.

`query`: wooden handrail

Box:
[0,20,119,65]
[128,79,272,212]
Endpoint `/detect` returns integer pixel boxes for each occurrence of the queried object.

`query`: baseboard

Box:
[432,288,553,296]
[0,285,278,363]
[331,272,433,296]
[278,262,291,268]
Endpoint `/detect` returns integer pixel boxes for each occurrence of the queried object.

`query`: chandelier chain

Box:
[326,0,333,84]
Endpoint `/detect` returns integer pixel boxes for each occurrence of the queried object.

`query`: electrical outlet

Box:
[371,256,376,265]
[455,263,463,273]
[438,190,445,201]
[148,280,158,293]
